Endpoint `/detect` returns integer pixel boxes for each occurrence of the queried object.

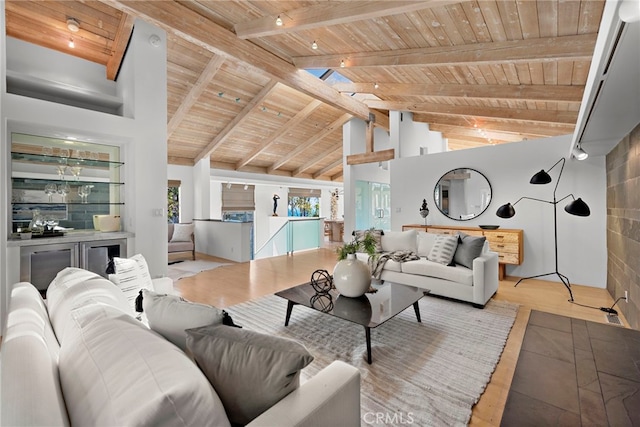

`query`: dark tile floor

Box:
[501,310,640,426]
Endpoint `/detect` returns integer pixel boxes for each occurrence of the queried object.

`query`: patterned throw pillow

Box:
[427,235,459,265]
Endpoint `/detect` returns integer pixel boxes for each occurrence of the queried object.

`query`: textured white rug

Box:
[228,294,518,426]
[167,260,229,282]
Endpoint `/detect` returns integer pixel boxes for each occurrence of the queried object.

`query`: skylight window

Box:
[304,69,381,102]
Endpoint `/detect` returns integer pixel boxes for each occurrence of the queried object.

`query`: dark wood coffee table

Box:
[275,280,428,364]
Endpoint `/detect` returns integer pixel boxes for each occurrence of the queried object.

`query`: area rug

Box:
[167,260,229,282]
[227,294,518,426]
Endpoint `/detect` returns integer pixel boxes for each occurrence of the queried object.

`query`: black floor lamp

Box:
[495,157,591,301]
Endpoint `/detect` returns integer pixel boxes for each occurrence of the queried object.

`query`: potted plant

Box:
[333,230,378,297]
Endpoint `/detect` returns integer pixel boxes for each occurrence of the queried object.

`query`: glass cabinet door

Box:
[355,180,391,231]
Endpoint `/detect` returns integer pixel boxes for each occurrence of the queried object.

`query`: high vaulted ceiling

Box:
[5,0,606,182]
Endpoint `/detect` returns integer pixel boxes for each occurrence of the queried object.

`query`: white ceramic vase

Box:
[332,253,371,298]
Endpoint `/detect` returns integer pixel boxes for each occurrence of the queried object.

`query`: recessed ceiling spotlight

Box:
[340,59,345,68]
[67,18,80,33]
[374,82,379,89]
[68,38,75,48]
[275,15,283,26]
[311,40,318,50]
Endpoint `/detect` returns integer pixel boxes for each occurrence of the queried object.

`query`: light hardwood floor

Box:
[175,248,629,426]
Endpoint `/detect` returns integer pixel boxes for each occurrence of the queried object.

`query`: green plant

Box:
[336,229,378,260]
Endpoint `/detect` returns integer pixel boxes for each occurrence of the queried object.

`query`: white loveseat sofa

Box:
[0,268,361,426]
[357,229,499,308]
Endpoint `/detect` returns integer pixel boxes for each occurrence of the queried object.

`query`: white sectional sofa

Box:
[357,229,499,308]
[0,267,361,426]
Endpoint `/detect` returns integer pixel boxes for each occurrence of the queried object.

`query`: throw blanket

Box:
[369,250,420,279]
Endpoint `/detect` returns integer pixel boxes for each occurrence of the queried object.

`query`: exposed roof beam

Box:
[429,124,532,142]
[268,113,352,173]
[236,100,323,169]
[107,13,135,80]
[234,1,456,39]
[104,0,388,129]
[446,139,494,150]
[346,148,395,166]
[168,55,226,138]
[293,34,597,68]
[195,81,278,163]
[313,157,343,179]
[333,83,585,103]
[365,101,578,125]
[294,142,342,177]
[412,113,576,136]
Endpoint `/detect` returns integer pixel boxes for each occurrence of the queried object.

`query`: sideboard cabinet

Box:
[402,224,523,280]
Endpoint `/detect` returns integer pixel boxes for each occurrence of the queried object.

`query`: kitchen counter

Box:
[7,230,134,247]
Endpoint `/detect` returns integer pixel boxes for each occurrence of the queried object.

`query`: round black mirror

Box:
[433,168,492,221]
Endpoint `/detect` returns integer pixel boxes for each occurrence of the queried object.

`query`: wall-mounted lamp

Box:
[572,144,588,161]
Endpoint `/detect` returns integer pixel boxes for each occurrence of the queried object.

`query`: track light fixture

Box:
[340,59,345,68]
[275,15,283,26]
[68,38,75,48]
[67,18,80,33]
[572,144,588,161]
[311,40,318,50]
[374,82,379,89]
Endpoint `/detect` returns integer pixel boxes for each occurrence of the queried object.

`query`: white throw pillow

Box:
[381,229,417,253]
[170,223,194,242]
[59,304,230,427]
[112,254,153,311]
[417,231,438,257]
[427,234,459,265]
[142,289,224,352]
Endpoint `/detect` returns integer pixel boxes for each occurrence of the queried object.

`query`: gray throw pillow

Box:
[142,290,224,352]
[186,324,314,426]
[427,234,459,265]
[454,233,487,269]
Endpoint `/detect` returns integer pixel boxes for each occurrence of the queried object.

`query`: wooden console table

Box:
[402,224,523,280]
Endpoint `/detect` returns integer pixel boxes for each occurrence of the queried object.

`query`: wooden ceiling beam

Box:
[293,34,596,68]
[428,124,532,142]
[294,142,342,177]
[268,113,352,173]
[104,1,388,129]
[194,81,279,163]
[235,99,323,169]
[346,148,395,166]
[313,157,343,179]
[333,83,585,103]
[365,101,578,125]
[168,55,226,138]
[106,13,135,80]
[412,113,576,136]
[234,1,456,39]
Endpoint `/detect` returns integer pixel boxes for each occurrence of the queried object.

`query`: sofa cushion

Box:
[353,229,383,253]
[417,231,438,257]
[46,267,132,343]
[381,229,417,253]
[170,223,194,242]
[0,282,69,427]
[111,254,154,311]
[168,241,194,253]
[427,234,459,265]
[454,233,487,269]
[168,222,174,242]
[186,324,314,426]
[142,289,224,352]
[401,259,474,286]
[59,303,230,427]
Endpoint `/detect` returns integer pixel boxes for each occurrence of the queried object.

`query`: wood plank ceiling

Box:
[5,0,606,183]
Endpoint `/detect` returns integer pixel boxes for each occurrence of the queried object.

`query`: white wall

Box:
[390,135,607,288]
[1,17,168,331]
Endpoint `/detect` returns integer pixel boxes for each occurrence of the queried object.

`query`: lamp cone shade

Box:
[496,203,516,218]
[530,169,552,184]
[565,198,591,216]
